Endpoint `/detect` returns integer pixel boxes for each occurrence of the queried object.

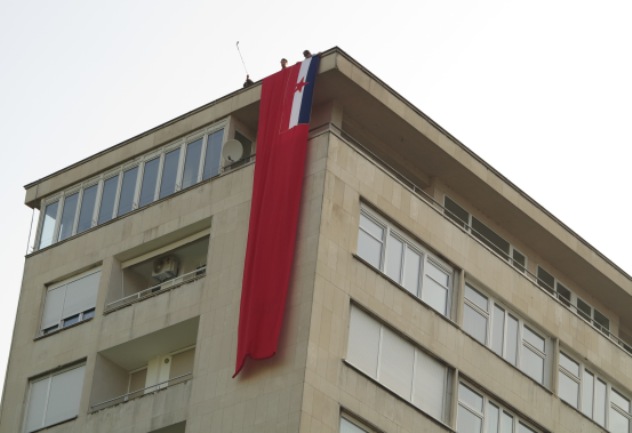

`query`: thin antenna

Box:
[236,41,249,76]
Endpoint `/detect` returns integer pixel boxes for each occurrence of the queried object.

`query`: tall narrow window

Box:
[357,213,385,269]
[159,148,181,199]
[117,166,139,216]
[24,364,85,433]
[98,175,119,224]
[139,157,160,207]
[39,200,59,249]
[77,184,97,234]
[57,192,79,241]
[202,129,224,180]
[182,138,203,189]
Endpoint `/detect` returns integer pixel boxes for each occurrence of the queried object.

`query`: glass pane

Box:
[523,327,545,352]
[97,175,119,224]
[58,192,79,241]
[558,373,579,408]
[512,249,526,272]
[402,248,421,296]
[611,389,631,412]
[202,129,224,180]
[521,346,544,383]
[609,407,629,433]
[505,315,518,365]
[492,305,505,356]
[347,307,381,378]
[159,148,181,199]
[139,157,159,207]
[340,418,368,433]
[458,383,483,412]
[577,298,592,322]
[39,200,59,249]
[594,309,610,334]
[581,370,594,417]
[413,351,446,420]
[594,379,607,426]
[536,267,555,293]
[182,138,203,189]
[422,261,449,316]
[472,218,510,258]
[46,366,84,426]
[518,422,537,433]
[559,352,580,376]
[77,184,97,234]
[379,328,414,398]
[117,166,139,216]
[500,411,513,433]
[487,403,500,433]
[465,285,488,311]
[464,304,487,344]
[359,214,384,240]
[457,406,482,433]
[385,235,403,283]
[556,283,571,307]
[25,378,49,432]
[444,196,469,228]
[357,231,383,269]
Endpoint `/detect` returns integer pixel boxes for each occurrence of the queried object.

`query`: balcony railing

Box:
[89,372,192,412]
[105,266,206,313]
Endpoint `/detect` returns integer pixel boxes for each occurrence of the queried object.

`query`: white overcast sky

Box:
[1,0,631,395]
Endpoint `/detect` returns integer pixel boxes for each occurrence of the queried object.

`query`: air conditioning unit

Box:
[152,256,179,282]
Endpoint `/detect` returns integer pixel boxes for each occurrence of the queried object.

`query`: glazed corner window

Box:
[41,269,101,335]
[24,363,85,433]
[357,207,454,317]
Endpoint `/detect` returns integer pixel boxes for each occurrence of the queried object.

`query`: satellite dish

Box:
[221,139,244,167]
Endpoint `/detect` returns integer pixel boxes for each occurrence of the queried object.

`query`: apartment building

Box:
[1,47,631,433]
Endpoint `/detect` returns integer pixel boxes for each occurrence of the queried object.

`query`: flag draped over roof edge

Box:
[234,56,320,377]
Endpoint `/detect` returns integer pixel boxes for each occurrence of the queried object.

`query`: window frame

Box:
[357,206,455,318]
[463,283,550,387]
[457,381,541,433]
[39,267,101,336]
[33,119,233,251]
[558,350,631,429]
[23,363,86,433]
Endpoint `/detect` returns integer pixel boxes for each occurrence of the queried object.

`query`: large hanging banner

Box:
[234,56,320,377]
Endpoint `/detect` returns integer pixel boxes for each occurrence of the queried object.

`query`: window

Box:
[463,284,549,386]
[558,351,631,429]
[444,197,526,273]
[537,266,610,336]
[457,382,540,433]
[357,208,454,317]
[41,269,101,335]
[347,306,448,422]
[340,416,374,433]
[24,363,85,433]
[34,121,233,251]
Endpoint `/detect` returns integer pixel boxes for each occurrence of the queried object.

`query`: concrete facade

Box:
[2,47,632,433]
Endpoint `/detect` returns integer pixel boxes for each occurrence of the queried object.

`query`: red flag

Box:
[234,56,320,377]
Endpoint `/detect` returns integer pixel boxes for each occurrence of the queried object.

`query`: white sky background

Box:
[1,0,631,396]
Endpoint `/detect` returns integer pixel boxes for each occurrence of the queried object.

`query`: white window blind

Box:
[24,364,85,433]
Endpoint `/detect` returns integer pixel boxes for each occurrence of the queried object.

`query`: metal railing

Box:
[328,123,632,358]
[90,372,192,412]
[105,267,206,313]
